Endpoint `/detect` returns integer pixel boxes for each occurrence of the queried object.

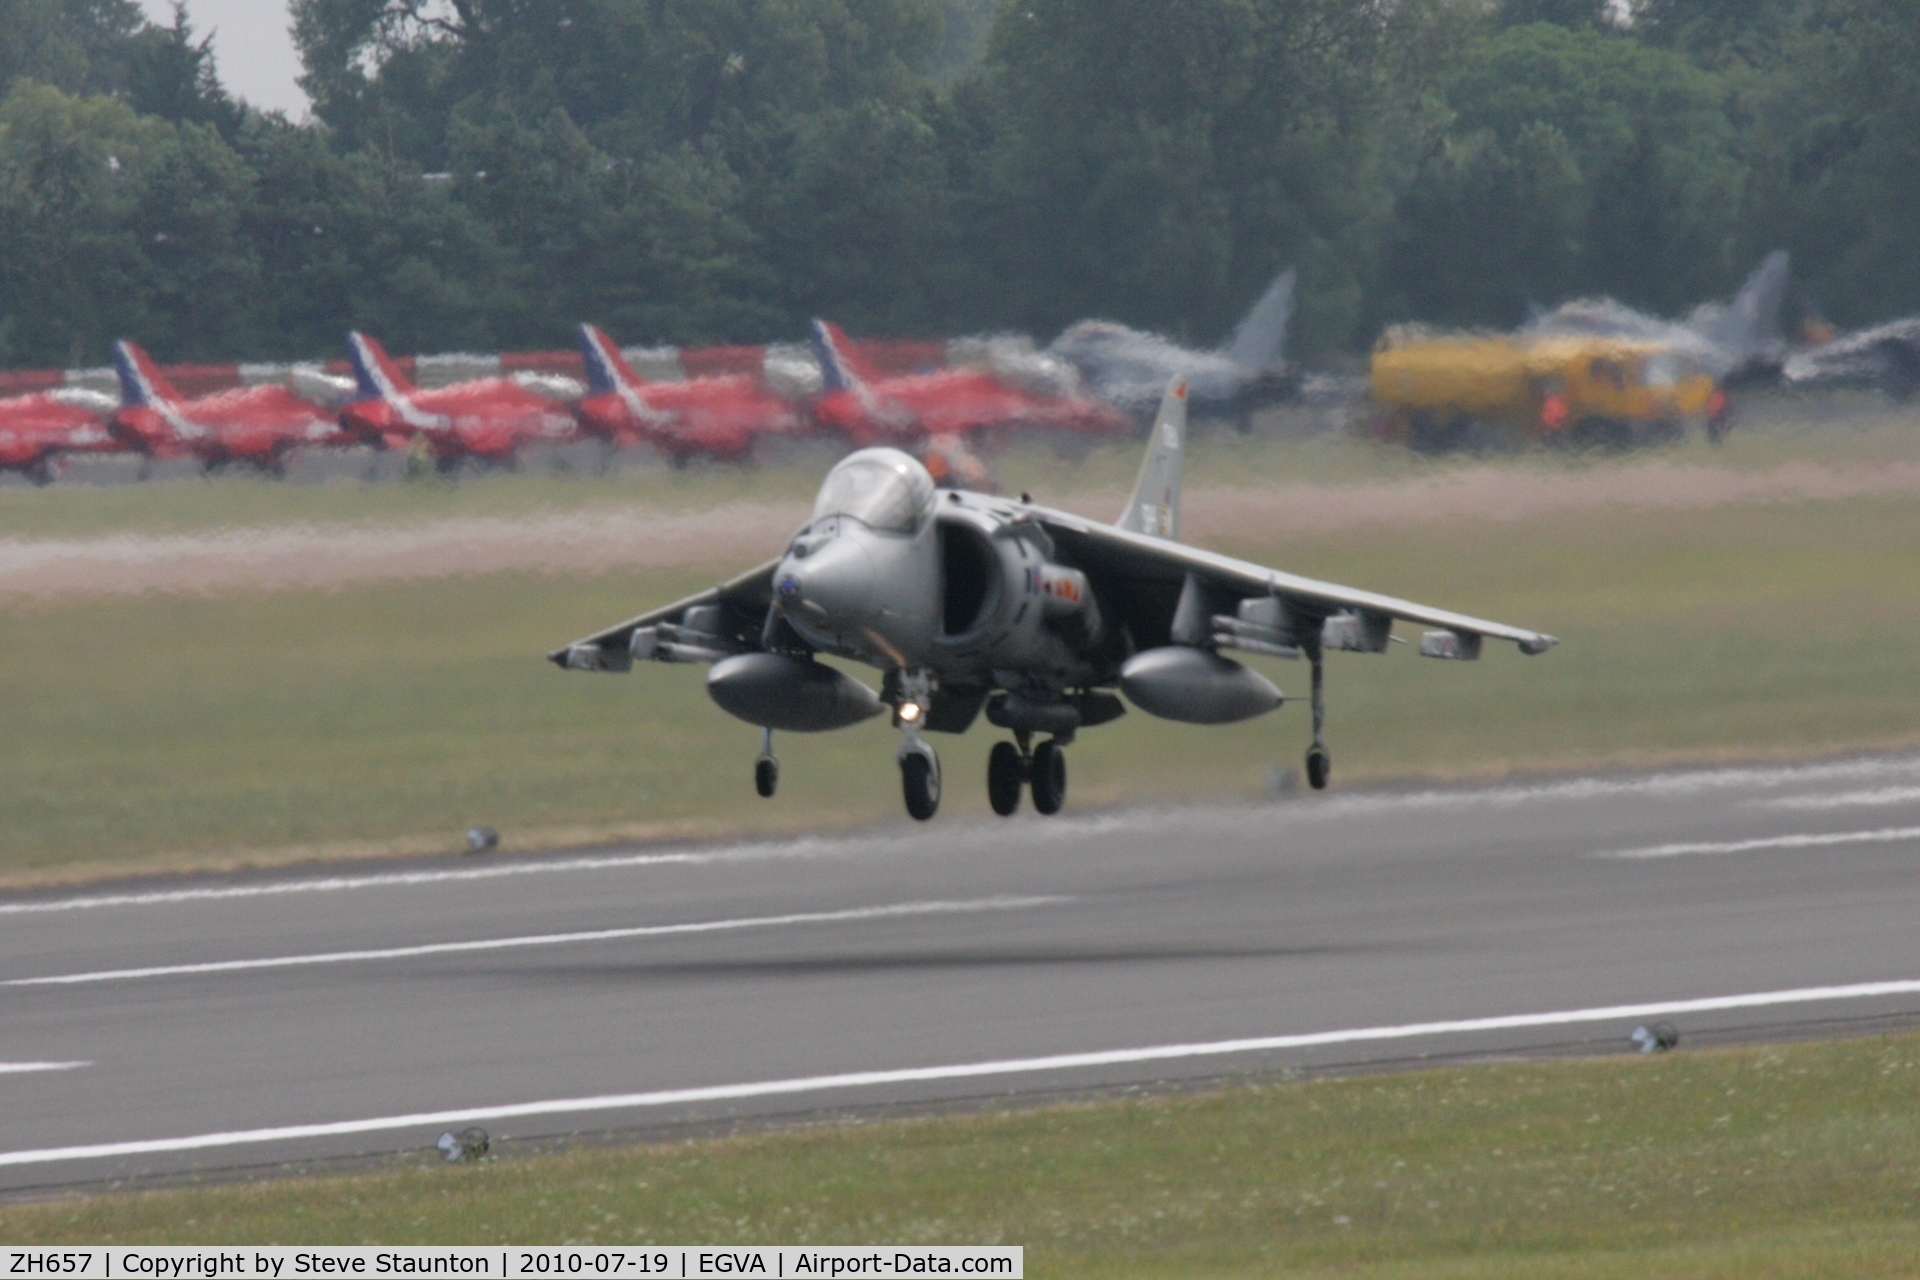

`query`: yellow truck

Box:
[1366,327,1729,451]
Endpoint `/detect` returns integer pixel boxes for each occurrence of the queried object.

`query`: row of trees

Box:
[0,0,1914,369]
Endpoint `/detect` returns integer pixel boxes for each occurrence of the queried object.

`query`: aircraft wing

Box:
[1034,509,1557,656]
[546,558,780,671]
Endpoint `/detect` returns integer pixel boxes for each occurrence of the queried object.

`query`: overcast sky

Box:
[138,0,309,117]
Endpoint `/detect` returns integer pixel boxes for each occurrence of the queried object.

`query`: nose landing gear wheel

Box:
[1030,739,1067,815]
[1305,746,1331,791]
[902,750,941,821]
[987,741,1024,816]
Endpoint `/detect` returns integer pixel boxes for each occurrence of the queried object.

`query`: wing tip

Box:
[1517,634,1558,656]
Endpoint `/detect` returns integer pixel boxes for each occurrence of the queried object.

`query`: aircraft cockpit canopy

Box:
[812,448,935,534]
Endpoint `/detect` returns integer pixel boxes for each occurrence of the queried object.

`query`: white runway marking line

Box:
[6,978,1920,1170]
[1763,787,1920,810]
[0,841,855,916]
[1296,756,1920,820]
[1599,826,1920,859]
[0,897,1067,988]
[0,1062,89,1075]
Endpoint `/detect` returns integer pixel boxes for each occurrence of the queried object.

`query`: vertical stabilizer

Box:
[1696,251,1790,362]
[808,320,879,394]
[579,324,643,395]
[1118,378,1187,540]
[112,341,183,408]
[1222,268,1296,373]
[346,332,417,403]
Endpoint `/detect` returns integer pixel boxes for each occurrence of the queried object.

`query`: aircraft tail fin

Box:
[1699,251,1790,360]
[1117,378,1187,540]
[579,323,643,395]
[112,341,184,409]
[808,320,879,394]
[346,331,416,403]
[1222,267,1297,373]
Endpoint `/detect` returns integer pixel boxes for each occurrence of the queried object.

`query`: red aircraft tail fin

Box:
[112,342,185,409]
[346,332,417,402]
[808,320,883,394]
[578,324,644,395]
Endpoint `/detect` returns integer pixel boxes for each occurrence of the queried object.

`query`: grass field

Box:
[6,1032,1920,1276]
[0,396,1917,881]
[0,387,1910,541]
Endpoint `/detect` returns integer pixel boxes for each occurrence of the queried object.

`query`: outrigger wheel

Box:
[1306,643,1331,791]
[754,728,778,798]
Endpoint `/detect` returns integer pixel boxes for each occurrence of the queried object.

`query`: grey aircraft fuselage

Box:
[777,489,1104,695]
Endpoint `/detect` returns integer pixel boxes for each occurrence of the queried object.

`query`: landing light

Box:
[899,701,925,724]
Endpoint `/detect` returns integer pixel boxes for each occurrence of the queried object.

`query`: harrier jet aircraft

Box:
[574,324,803,464]
[553,379,1557,821]
[0,387,120,484]
[111,342,350,475]
[342,332,577,471]
[1049,268,1300,426]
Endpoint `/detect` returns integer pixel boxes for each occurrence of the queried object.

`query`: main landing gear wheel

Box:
[987,741,1024,816]
[901,750,941,821]
[1030,739,1067,815]
[1305,745,1331,791]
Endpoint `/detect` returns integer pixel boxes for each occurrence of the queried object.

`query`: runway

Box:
[6,753,1920,1192]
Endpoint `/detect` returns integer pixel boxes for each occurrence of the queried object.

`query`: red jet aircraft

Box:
[573,324,803,465]
[0,388,122,484]
[806,320,1132,485]
[112,342,350,476]
[342,332,577,472]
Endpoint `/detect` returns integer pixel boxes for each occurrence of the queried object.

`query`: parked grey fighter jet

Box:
[1783,315,1920,402]
[1523,252,1792,384]
[1049,270,1299,427]
[551,379,1557,821]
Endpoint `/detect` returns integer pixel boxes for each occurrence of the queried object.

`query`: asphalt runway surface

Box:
[7,753,1920,1193]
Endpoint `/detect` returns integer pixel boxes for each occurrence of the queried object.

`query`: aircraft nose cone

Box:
[777,534,876,627]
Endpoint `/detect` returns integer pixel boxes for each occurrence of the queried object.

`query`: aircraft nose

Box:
[776,533,876,627]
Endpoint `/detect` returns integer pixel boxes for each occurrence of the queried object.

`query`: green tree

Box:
[0,81,257,365]
[0,0,148,98]
[975,0,1407,353]
[1386,21,1743,326]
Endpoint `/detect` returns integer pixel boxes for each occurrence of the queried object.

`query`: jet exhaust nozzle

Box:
[1119,646,1282,725]
[706,653,885,732]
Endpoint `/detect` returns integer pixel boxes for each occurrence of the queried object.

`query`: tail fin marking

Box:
[579,324,643,396]
[112,341,183,409]
[1118,378,1187,540]
[346,332,417,403]
[809,320,879,394]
